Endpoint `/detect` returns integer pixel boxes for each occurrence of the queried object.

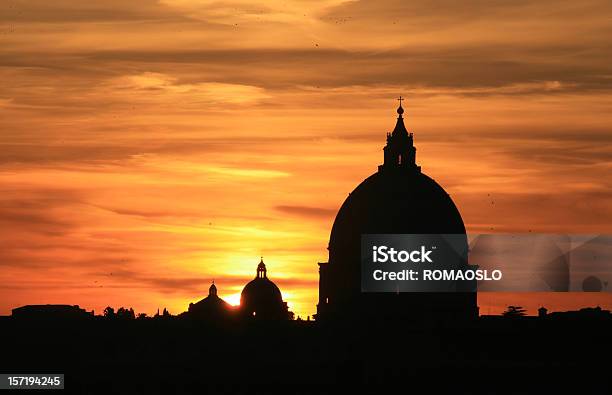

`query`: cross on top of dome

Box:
[397,96,404,116]
[380,97,419,172]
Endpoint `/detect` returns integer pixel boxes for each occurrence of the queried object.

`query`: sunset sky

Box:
[1,0,611,318]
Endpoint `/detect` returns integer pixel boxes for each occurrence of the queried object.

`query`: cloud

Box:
[102,269,318,295]
[160,0,350,25]
[92,205,199,220]
[4,47,608,97]
[206,165,289,178]
[0,143,140,166]
[0,189,86,237]
[458,190,612,234]
[105,72,270,105]
[0,136,312,167]
[0,0,190,23]
[275,205,336,219]
[498,141,612,166]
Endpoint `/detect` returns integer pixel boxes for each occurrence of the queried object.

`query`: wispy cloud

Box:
[275,205,336,219]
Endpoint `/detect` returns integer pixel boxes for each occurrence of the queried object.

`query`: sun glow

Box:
[224,293,242,307]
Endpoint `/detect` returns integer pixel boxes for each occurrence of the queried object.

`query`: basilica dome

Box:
[329,170,466,250]
[316,101,477,322]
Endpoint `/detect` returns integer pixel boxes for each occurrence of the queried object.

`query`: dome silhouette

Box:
[188,281,234,320]
[330,171,465,248]
[240,258,290,320]
[316,100,477,322]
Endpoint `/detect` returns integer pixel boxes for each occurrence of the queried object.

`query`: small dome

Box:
[241,277,283,306]
[240,258,288,319]
[188,281,233,319]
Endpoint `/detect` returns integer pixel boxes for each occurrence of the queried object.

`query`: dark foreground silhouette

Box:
[1,306,611,394]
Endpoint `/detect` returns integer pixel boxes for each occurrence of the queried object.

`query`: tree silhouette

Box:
[103,306,115,319]
[117,307,135,320]
[503,305,527,318]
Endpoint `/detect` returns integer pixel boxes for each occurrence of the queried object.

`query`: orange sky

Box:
[1,1,611,318]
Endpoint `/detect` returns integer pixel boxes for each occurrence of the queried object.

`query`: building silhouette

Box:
[538,306,548,317]
[187,281,235,320]
[317,99,477,323]
[240,257,291,320]
[11,304,92,321]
